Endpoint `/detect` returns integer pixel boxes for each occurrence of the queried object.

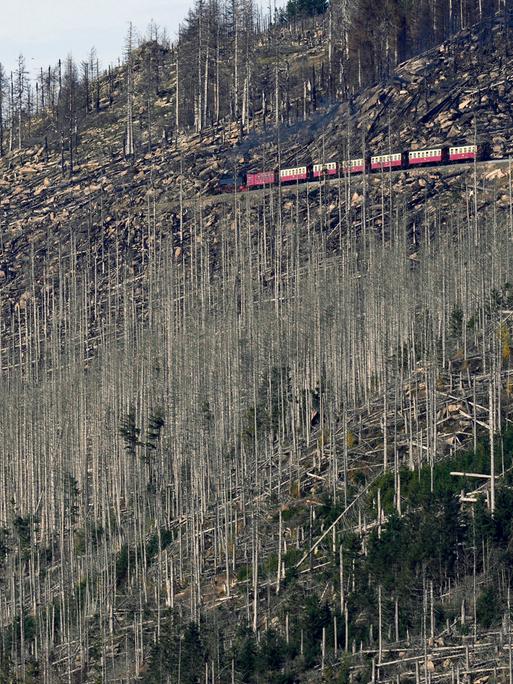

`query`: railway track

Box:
[187,157,512,209]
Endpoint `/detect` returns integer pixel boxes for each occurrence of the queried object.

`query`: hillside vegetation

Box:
[1,3,513,683]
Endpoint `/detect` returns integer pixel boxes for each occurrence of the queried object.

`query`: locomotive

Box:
[218,143,488,193]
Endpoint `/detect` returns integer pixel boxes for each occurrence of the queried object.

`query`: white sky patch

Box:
[1,0,286,79]
[0,0,191,76]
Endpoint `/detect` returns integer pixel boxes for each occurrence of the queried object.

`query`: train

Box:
[218,143,489,193]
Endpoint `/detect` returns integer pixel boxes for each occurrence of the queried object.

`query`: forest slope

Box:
[0,13,512,342]
[1,9,513,684]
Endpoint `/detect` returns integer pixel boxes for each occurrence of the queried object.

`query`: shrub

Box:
[476,586,500,629]
[286,0,328,18]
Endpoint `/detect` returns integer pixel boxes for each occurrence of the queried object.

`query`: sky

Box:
[0,0,193,76]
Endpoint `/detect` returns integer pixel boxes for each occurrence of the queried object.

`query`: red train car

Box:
[409,148,445,165]
[313,162,338,178]
[342,158,366,174]
[279,166,308,183]
[449,145,477,162]
[246,171,276,188]
[371,153,402,171]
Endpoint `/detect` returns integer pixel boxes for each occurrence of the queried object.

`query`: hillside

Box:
[2,11,513,334]
[1,7,513,684]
